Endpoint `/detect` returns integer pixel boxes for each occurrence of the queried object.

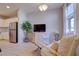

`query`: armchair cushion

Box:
[68,36,79,56]
[58,36,74,56]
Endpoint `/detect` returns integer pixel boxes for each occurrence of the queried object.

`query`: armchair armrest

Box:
[42,45,59,56]
[49,48,59,56]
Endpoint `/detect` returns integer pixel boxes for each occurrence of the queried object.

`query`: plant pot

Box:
[23,32,29,42]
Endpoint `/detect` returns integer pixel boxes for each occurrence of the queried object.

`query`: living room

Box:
[0,3,79,56]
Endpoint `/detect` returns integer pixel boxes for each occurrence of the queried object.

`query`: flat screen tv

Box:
[34,24,46,32]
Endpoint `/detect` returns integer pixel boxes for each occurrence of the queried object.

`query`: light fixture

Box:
[6,5,10,9]
[38,4,48,11]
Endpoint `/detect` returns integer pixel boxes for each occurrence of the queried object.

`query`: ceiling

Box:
[0,3,18,18]
[0,3,63,18]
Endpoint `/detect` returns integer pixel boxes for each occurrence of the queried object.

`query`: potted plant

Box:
[22,21,32,42]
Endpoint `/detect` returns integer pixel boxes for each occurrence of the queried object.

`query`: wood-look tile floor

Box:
[0,39,40,56]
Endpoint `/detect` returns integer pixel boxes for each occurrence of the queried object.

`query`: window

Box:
[65,3,75,35]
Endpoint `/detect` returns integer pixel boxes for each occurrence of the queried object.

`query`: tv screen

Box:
[34,24,46,32]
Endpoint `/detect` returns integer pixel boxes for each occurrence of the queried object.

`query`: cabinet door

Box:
[9,30,16,43]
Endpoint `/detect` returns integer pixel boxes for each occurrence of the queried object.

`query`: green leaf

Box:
[22,21,32,32]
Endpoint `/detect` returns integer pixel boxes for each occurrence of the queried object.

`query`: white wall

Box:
[18,9,27,44]
[27,8,63,38]
[63,4,66,35]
